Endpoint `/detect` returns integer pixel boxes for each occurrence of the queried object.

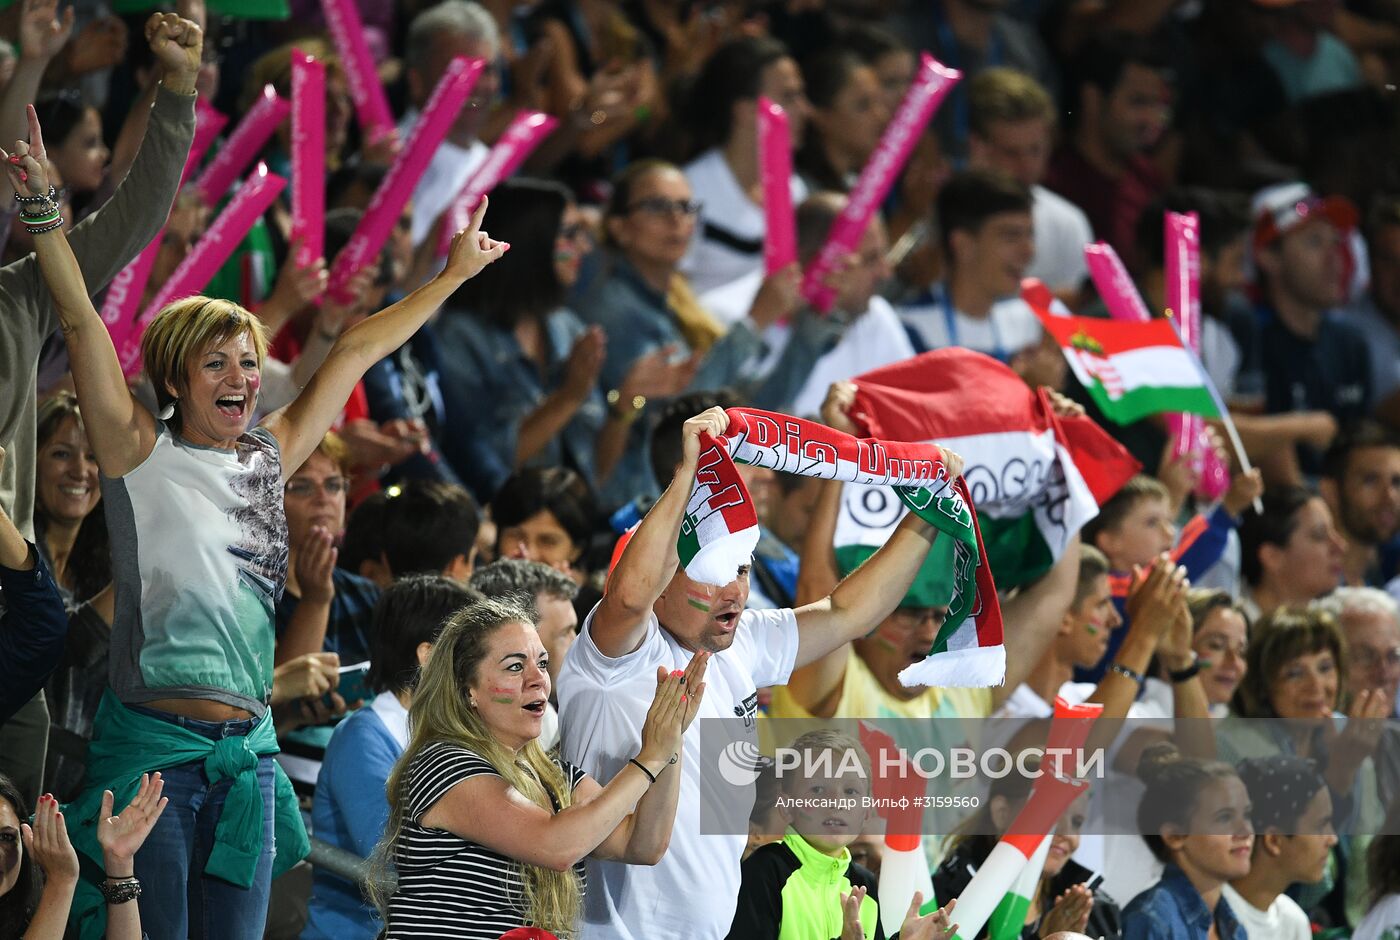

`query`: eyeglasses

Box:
[1352,646,1400,672]
[628,197,703,218]
[889,607,947,629]
[285,477,349,498]
[558,222,593,243]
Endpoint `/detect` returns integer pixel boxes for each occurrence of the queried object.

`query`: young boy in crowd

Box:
[1078,470,1261,681]
[728,730,954,940]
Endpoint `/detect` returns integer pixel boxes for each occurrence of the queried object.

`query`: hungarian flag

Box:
[839,349,1140,601]
[1026,282,1222,426]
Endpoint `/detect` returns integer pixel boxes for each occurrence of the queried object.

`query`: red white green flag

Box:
[1026,282,1222,426]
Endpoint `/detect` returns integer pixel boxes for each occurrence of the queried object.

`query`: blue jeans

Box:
[128,706,276,940]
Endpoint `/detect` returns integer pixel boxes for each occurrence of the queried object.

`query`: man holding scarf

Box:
[557,404,964,940]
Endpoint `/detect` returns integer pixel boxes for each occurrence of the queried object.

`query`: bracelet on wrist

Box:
[607,389,646,424]
[1110,662,1145,687]
[21,206,60,223]
[1168,652,1203,683]
[19,199,60,221]
[24,217,64,235]
[15,185,58,206]
[628,757,657,784]
[98,876,141,905]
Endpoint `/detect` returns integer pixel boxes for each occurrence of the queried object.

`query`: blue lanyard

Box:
[942,290,1009,362]
[935,9,1001,164]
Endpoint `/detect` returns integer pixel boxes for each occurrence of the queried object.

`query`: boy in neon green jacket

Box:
[727,730,956,939]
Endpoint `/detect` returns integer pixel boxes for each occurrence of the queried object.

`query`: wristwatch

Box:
[607,389,647,424]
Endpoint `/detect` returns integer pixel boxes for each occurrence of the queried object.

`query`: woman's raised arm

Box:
[261,196,507,478]
[4,106,156,478]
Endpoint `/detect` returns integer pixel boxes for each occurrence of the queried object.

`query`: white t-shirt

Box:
[790,297,916,417]
[370,691,410,749]
[1354,892,1400,940]
[899,287,1046,361]
[1221,883,1312,940]
[398,109,489,247]
[681,147,808,296]
[1028,184,1093,293]
[699,268,764,328]
[557,604,800,940]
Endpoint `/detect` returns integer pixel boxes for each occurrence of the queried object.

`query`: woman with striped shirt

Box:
[373,598,707,939]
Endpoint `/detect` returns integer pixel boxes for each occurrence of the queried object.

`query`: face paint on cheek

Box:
[686,586,715,612]
[488,686,515,704]
[873,627,901,653]
[1084,623,1100,637]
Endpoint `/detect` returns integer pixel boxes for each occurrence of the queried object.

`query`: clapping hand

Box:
[839,886,870,940]
[22,793,79,886]
[295,526,337,606]
[1040,884,1093,938]
[637,651,709,772]
[902,894,958,940]
[1124,556,1189,642]
[562,326,607,402]
[619,345,700,401]
[97,773,169,871]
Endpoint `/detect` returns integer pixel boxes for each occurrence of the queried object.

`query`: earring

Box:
[469,699,477,709]
[157,400,176,421]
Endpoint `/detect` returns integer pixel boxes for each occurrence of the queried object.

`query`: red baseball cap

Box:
[1252,182,1357,251]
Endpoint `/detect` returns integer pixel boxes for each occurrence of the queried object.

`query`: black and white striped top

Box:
[385,741,589,939]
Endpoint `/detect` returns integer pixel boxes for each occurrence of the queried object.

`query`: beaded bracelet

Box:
[24,217,64,235]
[19,197,59,220]
[14,185,57,206]
[98,876,142,905]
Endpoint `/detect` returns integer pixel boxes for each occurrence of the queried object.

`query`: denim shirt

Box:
[574,251,844,507]
[1121,865,1246,940]
[361,327,462,488]
[436,306,606,500]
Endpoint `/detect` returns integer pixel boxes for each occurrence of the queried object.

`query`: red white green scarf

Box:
[679,408,1003,687]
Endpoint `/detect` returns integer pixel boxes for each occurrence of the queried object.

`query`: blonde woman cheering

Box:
[375,599,707,939]
[2,90,506,938]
